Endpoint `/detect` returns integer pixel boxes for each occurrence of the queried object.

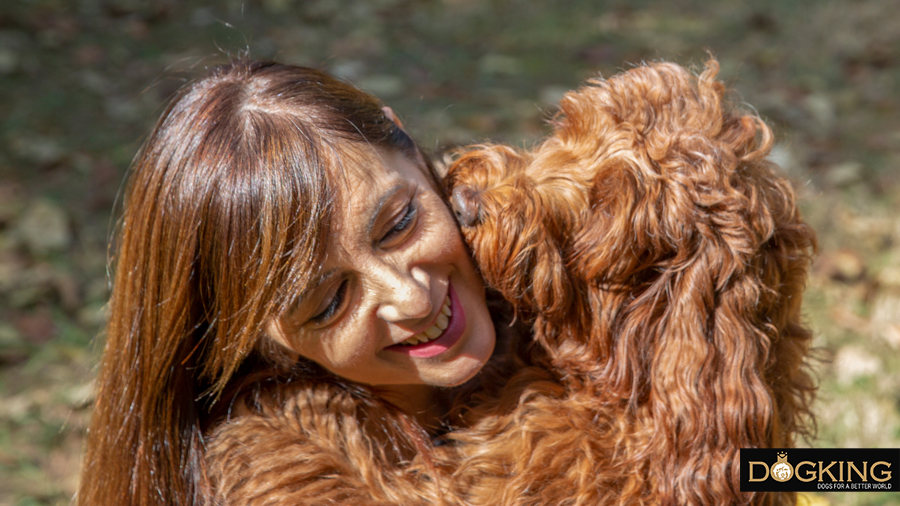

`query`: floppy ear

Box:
[570,157,663,285]
[446,145,574,319]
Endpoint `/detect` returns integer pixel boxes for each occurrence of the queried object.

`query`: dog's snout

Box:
[451,185,481,227]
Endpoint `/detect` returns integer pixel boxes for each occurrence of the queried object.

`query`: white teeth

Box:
[399,295,452,346]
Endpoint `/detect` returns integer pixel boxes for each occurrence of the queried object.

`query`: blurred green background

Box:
[0,0,898,504]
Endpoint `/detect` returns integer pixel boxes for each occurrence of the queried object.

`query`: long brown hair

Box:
[78,60,436,506]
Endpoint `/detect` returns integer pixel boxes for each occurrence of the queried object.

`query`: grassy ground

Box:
[0,0,898,504]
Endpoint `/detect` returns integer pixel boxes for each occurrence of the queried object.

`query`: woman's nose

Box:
[374,266,432,323]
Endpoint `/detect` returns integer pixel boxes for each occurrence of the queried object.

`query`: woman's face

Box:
[268,147,496,388]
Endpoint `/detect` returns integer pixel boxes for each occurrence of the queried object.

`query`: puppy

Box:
[443,59,817,506]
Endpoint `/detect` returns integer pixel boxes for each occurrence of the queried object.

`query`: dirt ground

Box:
[0,1,898,504]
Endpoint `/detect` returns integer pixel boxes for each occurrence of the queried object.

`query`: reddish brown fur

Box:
[205,60,816,506]
[442,59,817,505]
[208,382,445,505]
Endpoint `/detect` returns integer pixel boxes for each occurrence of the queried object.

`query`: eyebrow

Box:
[366,182,408,237]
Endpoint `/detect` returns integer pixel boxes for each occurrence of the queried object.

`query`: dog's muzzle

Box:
[451,185,481,227]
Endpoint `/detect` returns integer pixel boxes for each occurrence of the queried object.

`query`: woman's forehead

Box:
[332,146,426,204]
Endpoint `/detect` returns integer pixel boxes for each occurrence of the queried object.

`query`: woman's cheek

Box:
[424,205,467,259]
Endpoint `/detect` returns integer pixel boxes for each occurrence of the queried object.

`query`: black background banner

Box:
[740,448,899,492]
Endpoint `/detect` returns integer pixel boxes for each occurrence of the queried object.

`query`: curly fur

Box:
[206,60,817,506]
[207,381,443,505]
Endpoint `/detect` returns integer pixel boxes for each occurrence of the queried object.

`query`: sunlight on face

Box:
[267,147,496,389]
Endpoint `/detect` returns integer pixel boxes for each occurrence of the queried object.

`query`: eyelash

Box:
[380,201,418,243]
[311,279,348,324]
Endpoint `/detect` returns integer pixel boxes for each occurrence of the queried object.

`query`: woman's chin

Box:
[428,325,497,387]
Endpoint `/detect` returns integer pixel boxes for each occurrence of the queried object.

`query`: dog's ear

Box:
[570,157,659,285]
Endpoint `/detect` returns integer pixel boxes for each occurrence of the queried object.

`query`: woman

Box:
[78,60,510,506]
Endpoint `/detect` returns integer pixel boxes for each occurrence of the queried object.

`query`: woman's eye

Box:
[380,202,418,245]
[310,279,348,324]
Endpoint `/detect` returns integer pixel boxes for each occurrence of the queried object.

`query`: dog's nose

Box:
[451,185,481,227]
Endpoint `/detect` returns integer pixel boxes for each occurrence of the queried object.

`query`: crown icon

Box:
[771,452,793,482]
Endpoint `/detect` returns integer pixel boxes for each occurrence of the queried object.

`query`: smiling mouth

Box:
[396,296,451,346]
[386,283,467,358]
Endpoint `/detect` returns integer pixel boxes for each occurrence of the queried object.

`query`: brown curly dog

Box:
[442,59,818,506]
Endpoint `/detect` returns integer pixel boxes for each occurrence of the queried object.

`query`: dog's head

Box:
[443,63,693,320]
[445,134,592,320]
[447,60,815,330]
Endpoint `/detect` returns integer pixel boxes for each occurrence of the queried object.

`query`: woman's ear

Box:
[384,106,429,168]
[382,106,405,129]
